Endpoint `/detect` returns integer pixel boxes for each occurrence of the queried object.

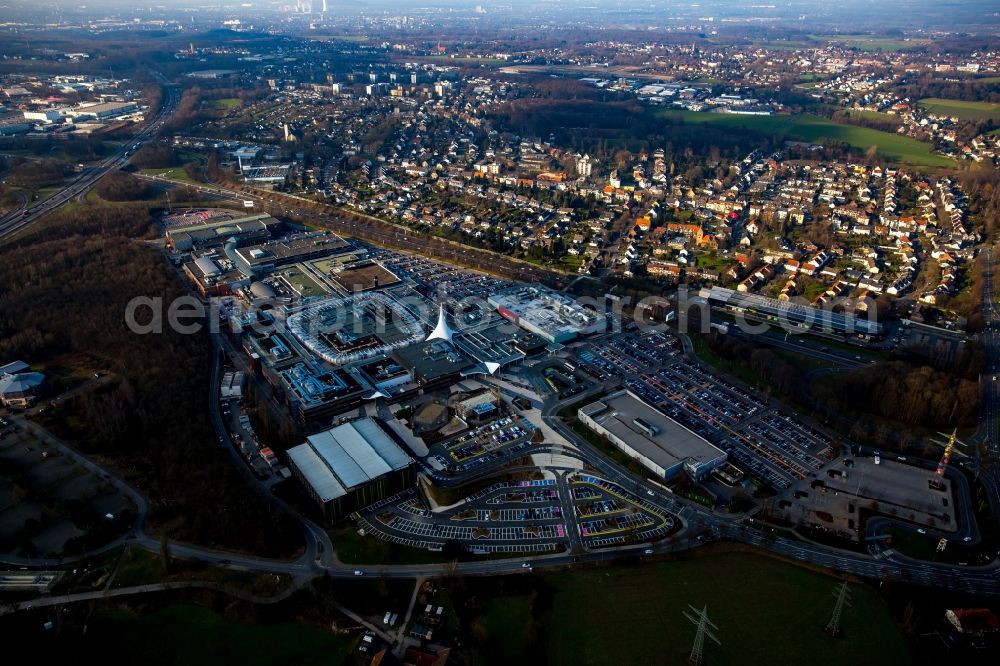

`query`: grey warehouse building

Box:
[578,390,727,481]
[286,417,415,520]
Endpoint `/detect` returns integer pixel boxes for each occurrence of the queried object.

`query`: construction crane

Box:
[929,429,965,490]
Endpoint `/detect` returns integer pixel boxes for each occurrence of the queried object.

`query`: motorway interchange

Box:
[0,78,180,242]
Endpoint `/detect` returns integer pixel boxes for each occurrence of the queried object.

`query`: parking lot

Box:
[775,457,958,539]
[575,332,837,490]
[434,414,537,470]
[0,428,134,557]
[375,250,509,302]
[358,479,569,552]
[570,473,676,547]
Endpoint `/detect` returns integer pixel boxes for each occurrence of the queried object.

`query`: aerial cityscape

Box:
[1,1,1000,663]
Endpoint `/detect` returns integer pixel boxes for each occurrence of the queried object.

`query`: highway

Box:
[977,245,999,455]
[973,244,1000,518]
[0,75,179,241]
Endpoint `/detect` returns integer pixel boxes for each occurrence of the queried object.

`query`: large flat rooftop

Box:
[234,230,351,271]
[488,285,602,343]
[580,390,726,476]
[287,417,413,503]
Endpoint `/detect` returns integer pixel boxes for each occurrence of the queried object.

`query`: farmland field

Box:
[659,110,955,167]
[839,109,903,126]
[81,605,356,666]
[918,98,1000,122]
[540,553,908,666]
[466,552,909,666]
[815,35,932,51]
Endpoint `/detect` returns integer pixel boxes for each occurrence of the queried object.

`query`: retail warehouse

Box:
[287,417,415,520]
[578,390,727,481]
[488,285,604,344]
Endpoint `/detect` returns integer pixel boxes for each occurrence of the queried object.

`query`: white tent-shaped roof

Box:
[426,304,454,343]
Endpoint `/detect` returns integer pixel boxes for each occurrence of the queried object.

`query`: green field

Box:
[423,54,508,65]
[659,110,954,167]
[209,97,242,110]
[83,605,356,666]
[140,166,198,184]
[502,553,908,665]
[840,109,903,126]
[109,548,292,595]
[474,595,535,662]
[918,98,1000,121]
[812,35,933,52]
[331,525,451,565]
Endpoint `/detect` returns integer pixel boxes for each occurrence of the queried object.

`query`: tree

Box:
[441,538,468,561]
[160,536,172,574]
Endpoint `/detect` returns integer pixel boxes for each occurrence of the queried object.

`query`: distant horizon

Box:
[1,0,997,35]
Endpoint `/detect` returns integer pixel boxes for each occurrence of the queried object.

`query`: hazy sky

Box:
[6,0,999,33]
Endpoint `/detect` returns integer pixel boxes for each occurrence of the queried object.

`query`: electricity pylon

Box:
[684,604,721,666]
[825,581,852,637]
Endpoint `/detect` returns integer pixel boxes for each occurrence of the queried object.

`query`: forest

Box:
[94,171,157,201]
[810,360,981,430]
[704,331,982,440]
[0,204,302,557]
[3,159,73,190]
[489,96,780,163]
[960,165,1000,239]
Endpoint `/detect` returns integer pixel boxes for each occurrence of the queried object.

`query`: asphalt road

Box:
[0,75,179,241]
[724,326,870,368]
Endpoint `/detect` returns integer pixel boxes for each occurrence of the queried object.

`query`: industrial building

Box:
[23,108,66,124]
[287,417,415,520]
[64,101,138,121]
[220,371,245,400]
[242,164,292,184]
[230,231,351,277]
[489,286,603,344]
[165,213,279,252]
[578,390,727,481]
